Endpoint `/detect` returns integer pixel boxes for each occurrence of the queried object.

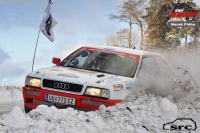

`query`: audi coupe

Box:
[23,45,174,113]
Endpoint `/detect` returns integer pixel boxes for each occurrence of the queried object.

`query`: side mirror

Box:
[52,57,61,66]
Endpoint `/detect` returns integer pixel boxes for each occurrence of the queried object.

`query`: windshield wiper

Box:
[65,65,82,69]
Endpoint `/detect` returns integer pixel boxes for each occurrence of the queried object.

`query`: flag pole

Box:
[31,13,46,72]
[32,0,55,71]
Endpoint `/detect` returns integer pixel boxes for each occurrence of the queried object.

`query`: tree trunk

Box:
[184,34,187,48]
[129,17,132,48]
[193,33,198,48]
[140,25,143,50]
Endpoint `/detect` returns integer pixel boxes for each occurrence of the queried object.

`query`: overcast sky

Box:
[0,0,200,86]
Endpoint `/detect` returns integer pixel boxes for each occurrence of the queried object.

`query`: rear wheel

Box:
[24,105,32,114]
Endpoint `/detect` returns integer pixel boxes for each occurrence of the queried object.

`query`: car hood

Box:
[28,66,131,88]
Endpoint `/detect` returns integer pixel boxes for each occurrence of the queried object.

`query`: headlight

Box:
[25,77,41,87]
[84,87,110,98]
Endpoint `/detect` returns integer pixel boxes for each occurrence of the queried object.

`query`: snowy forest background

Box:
[106,0,200,50]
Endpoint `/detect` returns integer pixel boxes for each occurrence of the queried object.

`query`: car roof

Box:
[81,45,160,56]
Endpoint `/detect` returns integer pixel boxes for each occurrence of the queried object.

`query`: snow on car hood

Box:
[28,66,132,91]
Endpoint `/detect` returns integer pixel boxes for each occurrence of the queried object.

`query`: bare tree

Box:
[106,28,139,48]
[109,0,147,49]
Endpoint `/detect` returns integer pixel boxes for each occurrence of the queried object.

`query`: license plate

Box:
[45,94,75,105]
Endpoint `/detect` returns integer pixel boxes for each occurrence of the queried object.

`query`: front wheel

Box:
[24,105,32,114]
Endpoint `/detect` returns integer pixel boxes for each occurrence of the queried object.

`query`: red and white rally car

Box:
[23,45,174,113]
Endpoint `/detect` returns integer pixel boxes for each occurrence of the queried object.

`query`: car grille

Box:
[43,79,83,93]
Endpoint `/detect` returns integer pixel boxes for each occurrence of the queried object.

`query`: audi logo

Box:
[54,82,70,90]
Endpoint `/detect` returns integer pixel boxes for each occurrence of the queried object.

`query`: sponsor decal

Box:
[96,77,120,83]
[84,47,140,61]
[113,84,123,91]
[124,81,132,89]
[58,73,79,78]
[103,48,115,51]
[163,118,197,131]
[129,55,136,59]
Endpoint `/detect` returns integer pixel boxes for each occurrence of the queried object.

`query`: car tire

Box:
[24,105,32,114]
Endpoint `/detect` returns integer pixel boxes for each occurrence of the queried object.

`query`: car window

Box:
[93,53,138,77]
[59,48,139,77]
[69,51,91,66]
[139,55,175,77]
[60,50,93,67]
[140,56,159,72]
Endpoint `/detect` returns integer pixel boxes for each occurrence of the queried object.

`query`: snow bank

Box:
[159,98,177,118]
[0,86,23,103]
[0,92,199,133]
[4,106,26,129]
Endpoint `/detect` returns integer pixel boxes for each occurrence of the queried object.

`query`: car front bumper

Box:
[23,86,122,111]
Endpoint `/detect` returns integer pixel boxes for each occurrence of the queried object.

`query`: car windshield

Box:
[59,48,139,77]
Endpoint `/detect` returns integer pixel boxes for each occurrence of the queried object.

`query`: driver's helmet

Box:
[96,53,110,69]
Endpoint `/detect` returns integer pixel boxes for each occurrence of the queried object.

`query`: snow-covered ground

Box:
[0,92,199,133]
[0,48,200,133]
[0,86,24,115]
